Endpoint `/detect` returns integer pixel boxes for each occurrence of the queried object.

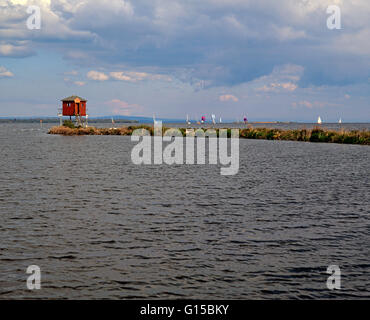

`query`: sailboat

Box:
[339,118,342,124]
[110,117,116,129]
[186,114,191,125]
[153,114,159,125]
[211,114,216,125]
[219,117,222,124]
[317,116,322,124]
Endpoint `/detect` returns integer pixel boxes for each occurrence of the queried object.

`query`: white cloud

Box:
[294,100,313,109]
[0,42,33,57]
[87,70,109,81]
[85,69,173,83]
[110,72,133,82]
[105,99,144,116]
[110,71,172,82]
[254,64,303,93]
[0,66,14,78]
[219,94,238,102]
[292,100,341,109]
[257,82,298,92]
[334,29,370,56]
[0,0,94,46]
[273,26,307,41]
[63,76,85,86]
[64,70,78,76]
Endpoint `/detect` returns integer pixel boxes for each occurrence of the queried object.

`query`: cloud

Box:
[257,82,298,92]
[110,71,172,82]
[273,26,307,41]
[85,69,173,83]
[110,72,132,82]
[74,81,85,86]
[63,69,85,86]
[292,100,341,109]
[219,94,238,102]
[0,42,34,57]
[105,99,144,116]
[254,64,303,93]
[87,70,109,81]
[1,0,370,87]
[64,70,78,76]
[293,100,313,109]
[0,66,14,78]
[0,0,94,53]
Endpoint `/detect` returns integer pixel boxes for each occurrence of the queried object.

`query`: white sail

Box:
[219,117,222,123]
[186,114,191,124]
[211,114,216,125]
[339,118,342,124]
[317,116,322,124]
[153,114,159,124]
[110,117,116,129]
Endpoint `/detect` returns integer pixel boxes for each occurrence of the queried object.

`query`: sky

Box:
[0,0,369,122]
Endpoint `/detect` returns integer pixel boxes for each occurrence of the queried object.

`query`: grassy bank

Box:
[48,125,152,136]
[48,125,370,145]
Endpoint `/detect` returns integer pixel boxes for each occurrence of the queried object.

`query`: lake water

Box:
[0,123,369,299]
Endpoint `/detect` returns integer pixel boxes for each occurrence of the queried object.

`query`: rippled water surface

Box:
[0,123,369,299]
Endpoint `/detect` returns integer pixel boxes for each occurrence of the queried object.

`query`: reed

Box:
[238,127,369,145]
[48,126,370,145]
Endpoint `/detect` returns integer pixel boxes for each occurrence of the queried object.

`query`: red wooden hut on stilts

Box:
[60,95,88,126]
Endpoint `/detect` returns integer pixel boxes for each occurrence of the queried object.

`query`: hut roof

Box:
[61,95,87,102]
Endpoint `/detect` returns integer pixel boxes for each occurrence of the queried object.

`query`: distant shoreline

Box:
[48,125,370,145]
[1,118,370,124]
[0,118,139,124]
